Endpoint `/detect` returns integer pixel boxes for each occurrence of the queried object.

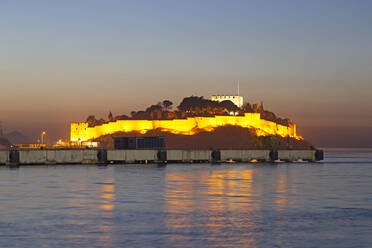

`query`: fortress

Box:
[211,95,244,108]
[70,113,301,142]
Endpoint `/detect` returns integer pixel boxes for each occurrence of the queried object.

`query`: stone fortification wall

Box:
[71,113,299,142]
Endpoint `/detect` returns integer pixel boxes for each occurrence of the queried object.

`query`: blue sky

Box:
[1,0,372,146]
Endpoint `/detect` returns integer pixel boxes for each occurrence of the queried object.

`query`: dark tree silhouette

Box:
[162,100,173,110]
[85,96,293,127]
[108,111,114,122]
[115,114,130,121]
[146,104,162,113]
[219,100,239,112]
[178,96,239,114]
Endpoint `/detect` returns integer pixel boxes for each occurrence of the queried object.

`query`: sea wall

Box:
[167,150,212,162]
[107,150,158,163]
[0,150,9,164]
[0,149,323,165]
[221,150,271,162]
[278,150,318,162]
[71,113,299,142]
[15,150,99,165]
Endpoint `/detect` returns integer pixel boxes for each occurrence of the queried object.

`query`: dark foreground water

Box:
[0,149,371,248]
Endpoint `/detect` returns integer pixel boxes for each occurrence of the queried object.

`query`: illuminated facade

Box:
[211,95,244,108]
[71,113,302,142]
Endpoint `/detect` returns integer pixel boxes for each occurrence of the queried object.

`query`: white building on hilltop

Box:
[211,95,244,108]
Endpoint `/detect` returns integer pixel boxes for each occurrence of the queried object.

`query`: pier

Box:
[0,149,324,166]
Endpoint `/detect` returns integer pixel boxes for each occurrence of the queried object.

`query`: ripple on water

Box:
[0,150,371,247]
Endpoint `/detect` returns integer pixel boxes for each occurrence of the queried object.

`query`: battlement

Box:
[71,113,300,142]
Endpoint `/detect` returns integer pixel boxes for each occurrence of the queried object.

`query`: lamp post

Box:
[41,131,46,146]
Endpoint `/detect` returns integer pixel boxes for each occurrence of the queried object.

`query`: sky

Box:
[1,0,372,147]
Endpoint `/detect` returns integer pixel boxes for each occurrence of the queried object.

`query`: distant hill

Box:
[5,131,32,144]
[0,136,12,149]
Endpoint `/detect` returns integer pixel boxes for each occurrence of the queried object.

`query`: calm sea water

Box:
[0,149,371,248]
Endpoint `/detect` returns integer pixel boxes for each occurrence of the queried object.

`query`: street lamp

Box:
[41,131,46,146]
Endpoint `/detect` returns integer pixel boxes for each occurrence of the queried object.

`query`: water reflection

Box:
[98,178,115,247]
[63,175,116,247]
[100,181,115,211]
[164,167,264,247]
[275,172,287,209]
[0,156,371,247]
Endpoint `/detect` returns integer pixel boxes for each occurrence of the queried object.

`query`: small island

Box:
[71,95,312,150]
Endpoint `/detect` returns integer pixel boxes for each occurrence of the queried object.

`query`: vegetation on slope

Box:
[85,96,293,127]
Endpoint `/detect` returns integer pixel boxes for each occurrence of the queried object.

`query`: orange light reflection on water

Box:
[97,178,115,247]
[164,168,261,247]
[64,176,116,247]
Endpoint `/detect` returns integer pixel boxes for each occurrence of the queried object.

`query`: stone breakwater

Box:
[0,149,323,166]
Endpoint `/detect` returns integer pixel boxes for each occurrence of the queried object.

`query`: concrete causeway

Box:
[0,149,324,166]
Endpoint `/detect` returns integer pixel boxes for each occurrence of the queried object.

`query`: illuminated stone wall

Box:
[70,113,301,142]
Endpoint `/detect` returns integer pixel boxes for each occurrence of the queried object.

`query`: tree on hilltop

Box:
[177,96,239,114]
[86,115,97,127]
[108,111,114,122]
[162,100,173,110]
